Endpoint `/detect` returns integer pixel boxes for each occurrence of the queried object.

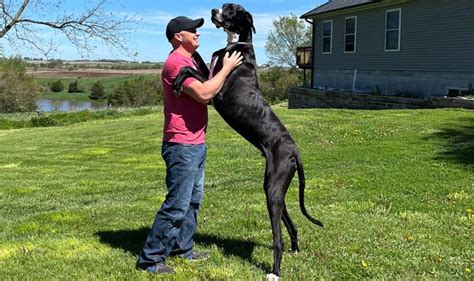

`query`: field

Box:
[34,72,158,102]
[0,107,473,279]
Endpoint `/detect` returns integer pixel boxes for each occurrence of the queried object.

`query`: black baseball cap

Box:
[166,16,204,41]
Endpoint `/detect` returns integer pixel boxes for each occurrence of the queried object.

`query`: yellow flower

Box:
[362,260,369,268]
[467,209,474,219]
[405,235,415,242]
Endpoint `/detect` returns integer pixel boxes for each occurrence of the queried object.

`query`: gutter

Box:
[300,0,381,19]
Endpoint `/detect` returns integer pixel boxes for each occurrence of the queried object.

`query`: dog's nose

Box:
[212,9,218,16]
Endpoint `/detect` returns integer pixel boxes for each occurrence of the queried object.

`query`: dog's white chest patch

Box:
[226,30,239,43]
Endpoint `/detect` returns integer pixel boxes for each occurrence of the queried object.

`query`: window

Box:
[322,20,332,54]
[345,16,357,53]
[385,9,401,51]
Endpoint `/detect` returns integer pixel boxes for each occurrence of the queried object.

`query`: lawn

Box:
[0,107,472,279]
[36,75,155,101]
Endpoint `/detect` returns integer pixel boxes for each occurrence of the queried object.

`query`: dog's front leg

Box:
[173,66,207,96]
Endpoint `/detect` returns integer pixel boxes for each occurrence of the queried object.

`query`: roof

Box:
[301,0,378,18]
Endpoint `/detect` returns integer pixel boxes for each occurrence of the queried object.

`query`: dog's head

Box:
[211,3,256,36]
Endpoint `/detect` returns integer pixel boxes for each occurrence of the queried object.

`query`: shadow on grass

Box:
[427,117,474,167]
[96,227,271,272]
[194,233,271,272]
[96,227,148,256]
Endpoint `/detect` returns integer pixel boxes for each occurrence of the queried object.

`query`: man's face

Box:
[176,28,200,50]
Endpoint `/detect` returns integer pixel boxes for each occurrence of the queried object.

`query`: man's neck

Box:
[174,45,194,58]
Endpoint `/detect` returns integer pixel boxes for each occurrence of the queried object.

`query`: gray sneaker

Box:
[186,251,210,261]
[139,262,175,274]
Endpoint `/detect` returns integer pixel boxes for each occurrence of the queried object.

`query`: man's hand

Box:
[221,51,243,74]
[183,51,243,104]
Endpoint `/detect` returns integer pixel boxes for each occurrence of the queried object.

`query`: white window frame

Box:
[322,20,333,54]
[344,16,357,53]
[385,8,402,51]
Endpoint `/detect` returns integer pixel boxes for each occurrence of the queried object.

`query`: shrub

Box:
[0,58,39,113]
[108,76,162,107]
[372,85,382,95]
[49,80,65,92]
[259,67,300,104]
[31,115,59,127]
[89,81,106,100]
[67,80,83,93]
[47,59,63,69]
[394,90,424,99]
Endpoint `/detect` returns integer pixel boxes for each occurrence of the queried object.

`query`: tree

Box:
[265,14,312,68]
[0,57,38,112]
[0,0,136,57]
[107,76,162,107]
[89,80,105,100]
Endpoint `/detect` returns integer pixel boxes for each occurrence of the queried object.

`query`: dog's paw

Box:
[266,273,280,281]
[173,86,183,97]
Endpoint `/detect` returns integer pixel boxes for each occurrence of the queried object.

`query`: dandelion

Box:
[467,209,473,219]
[362,260,369,268]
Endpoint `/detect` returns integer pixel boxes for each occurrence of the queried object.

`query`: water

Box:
[36,99,109,112]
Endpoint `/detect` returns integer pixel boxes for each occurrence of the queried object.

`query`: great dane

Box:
[173,3,323,279]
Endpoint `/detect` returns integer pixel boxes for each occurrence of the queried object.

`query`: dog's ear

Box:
[244,11,256,34]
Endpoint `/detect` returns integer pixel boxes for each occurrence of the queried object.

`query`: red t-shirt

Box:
[161,51,208,144]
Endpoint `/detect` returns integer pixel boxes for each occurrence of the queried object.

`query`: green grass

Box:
[0,107,473,279]
[0,107,161,130]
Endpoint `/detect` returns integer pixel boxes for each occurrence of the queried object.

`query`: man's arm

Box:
[183,51,242,104]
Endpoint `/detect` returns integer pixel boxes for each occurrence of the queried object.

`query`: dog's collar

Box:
[226,42,253,47]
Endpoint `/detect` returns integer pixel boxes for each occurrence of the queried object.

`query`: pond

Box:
[36,99,109,112]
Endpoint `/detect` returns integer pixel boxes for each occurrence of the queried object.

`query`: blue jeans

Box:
[138,142,206,267]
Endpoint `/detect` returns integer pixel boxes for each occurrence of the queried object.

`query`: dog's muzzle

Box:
[211,8,226,29]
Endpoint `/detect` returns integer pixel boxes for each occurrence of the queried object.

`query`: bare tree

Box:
[0,0,137,57]
[265,14,312,68]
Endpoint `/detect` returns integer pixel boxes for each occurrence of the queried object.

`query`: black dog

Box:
[173,3,323,279]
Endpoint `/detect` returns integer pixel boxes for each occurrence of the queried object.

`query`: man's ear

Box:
[173,33,182,42]
[245,11,256,33]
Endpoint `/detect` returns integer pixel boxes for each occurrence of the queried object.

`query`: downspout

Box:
[305,18,315,88]
[352,69,358,92]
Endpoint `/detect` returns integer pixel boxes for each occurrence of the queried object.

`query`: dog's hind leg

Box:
[282,203,299,252]
[281,151,300,252]
[264,153,297,278]
[264,183,284,278]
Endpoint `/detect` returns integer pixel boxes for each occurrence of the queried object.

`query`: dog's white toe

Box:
[266,273,280,281]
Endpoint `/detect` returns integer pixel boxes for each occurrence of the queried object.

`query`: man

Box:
[136,16,242,274]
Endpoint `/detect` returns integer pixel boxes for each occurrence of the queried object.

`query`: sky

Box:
[2,0,325,65]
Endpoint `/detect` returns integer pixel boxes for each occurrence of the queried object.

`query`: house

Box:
[300,0,474,97]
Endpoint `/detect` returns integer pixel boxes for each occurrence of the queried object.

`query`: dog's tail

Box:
[295,153,324,227]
